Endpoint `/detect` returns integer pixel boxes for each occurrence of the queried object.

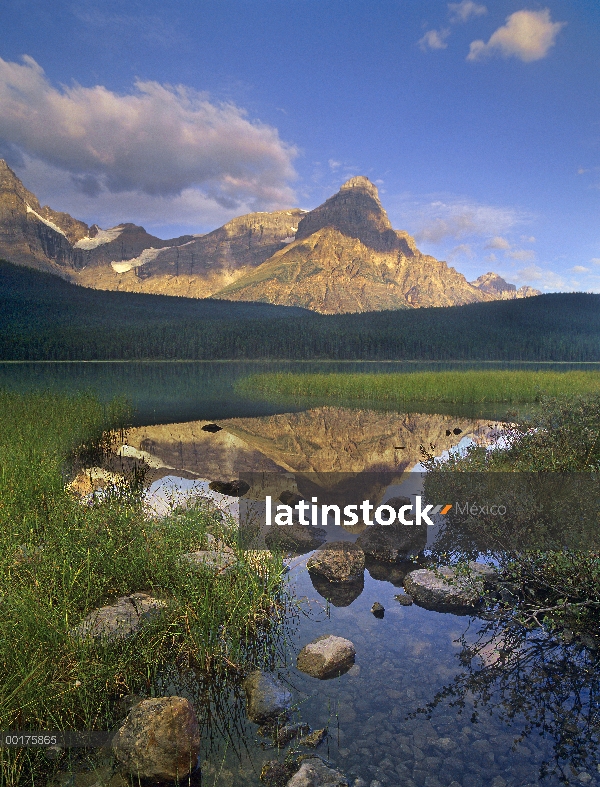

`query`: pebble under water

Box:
[195,556,600,787]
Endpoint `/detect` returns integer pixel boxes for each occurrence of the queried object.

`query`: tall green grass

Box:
[237,370,600,404]
[0,391,284,785]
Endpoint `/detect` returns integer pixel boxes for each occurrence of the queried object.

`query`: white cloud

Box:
[467,9,566,63]
[449,243,474,259]
[592,258,600,265]
[448,1,487,24]
[485,236,511,250]
[507,248,536,261]
[409,199,527,244]
[418,29,450,51]
[328,160,342,171]
[0,55,297,214]
[572,265,591,273]
[512,264,565,291]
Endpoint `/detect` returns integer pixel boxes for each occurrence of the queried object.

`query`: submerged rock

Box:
[404,562,494,610]
[70,593,166,642]
[243,671,293,723]
[394,593,414,606]
[274,723,312,747]
[297,635,356,679]
[112,696,201,783]
[261,760,296,787]
[286,757,349,787]
[355,506,427,562]
[209,479,250,496]
[298,728,328,748]
[307,542,364,583]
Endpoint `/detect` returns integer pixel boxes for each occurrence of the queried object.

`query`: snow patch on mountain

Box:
[111,247,163,273]
[75,227,124,249]
[26,204,67,238]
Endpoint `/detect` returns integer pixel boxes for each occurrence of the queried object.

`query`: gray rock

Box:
[70,593,166,642]
[298,728,328,748]
[243,671,293,723]
[297,635,356,679]
[181,546,237,575]
[112,696,201,782]
[403,565,488,610]
[307,542,365,583]
[286,757,349,787]
[370,602,385,618]
[394,593,413,606]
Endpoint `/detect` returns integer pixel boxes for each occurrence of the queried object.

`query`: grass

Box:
[236,370,600,404]
[0,390,285,786]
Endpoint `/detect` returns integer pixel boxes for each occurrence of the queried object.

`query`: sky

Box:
[0,0,599,292]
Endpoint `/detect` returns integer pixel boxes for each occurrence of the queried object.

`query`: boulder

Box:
[356,524,424,562]
[209,479,250,496]
[261,760,295,787]
[297,635,356,679]
[112,696,201,783]
[370,602,385,618]
[286,757,349,787]
[243,671,293,723]
[403,562,493,610]
[70,593,166,642]
[181,546,237,576]
[307,543,364,583]
[394,593,413,606]
[265,524,327,555]
[298,728,327,748]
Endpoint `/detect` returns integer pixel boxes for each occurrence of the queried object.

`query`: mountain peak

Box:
[295,175,414,254]
[339,176,380,198]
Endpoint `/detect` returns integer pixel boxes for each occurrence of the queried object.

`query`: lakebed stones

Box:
[209,479,250,496]
[265,523,327,555]
[112,696,201,783]
[286,757,349,787]
[70,593,166,642]
[297,635,356,679]
[243,670,293,723]
[403,562,495,611]
[307,542,365,583]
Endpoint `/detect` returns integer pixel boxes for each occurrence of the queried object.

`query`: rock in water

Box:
[70,593,166,642]
[297,635,356,679]
[286,757,349,787]
[112,697,201,782]
[209,479,250,496]
[243,671,293,723]
[404,562,494,610]
[307,542,365,583]
[370,602,385,618]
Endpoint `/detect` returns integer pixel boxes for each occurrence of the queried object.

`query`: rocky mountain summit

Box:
[0,161,540,313]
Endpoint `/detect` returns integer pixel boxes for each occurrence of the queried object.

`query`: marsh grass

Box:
[237,370,600,404]
[0,391,285,786]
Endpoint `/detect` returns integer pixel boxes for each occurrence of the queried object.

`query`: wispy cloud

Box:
[508,249,536,262]
[0,55,297,216]
[448,1,487,24]
[512,264,566,291]
[405,198,528,244]
[572,265,591,273]
[467,9,566,63]
[419,2,486,52]
[485,236,511,250]
[418,28,450,52]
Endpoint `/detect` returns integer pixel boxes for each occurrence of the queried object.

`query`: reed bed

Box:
[0,391,284,786]
[237,370,600,404]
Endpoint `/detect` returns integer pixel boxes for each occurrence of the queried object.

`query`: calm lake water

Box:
[4,361,598,786]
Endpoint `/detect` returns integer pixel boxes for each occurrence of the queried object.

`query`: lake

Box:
[4,360,598,786]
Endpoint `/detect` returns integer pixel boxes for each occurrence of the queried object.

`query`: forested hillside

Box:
[1,260,598,361]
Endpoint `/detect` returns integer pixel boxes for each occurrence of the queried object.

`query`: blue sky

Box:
[0,0,599,292]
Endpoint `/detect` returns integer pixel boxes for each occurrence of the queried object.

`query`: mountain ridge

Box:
[0,161,540,312]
